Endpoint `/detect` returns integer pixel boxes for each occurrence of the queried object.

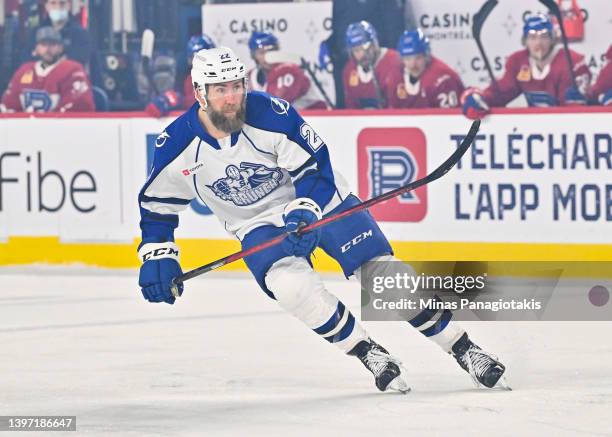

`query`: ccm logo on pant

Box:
[142,247,179,261]
[341,230,373,253]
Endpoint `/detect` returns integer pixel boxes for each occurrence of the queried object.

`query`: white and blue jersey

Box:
[139,92,351,243]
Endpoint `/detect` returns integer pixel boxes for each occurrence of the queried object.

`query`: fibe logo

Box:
[0,151,97,213]
[357,128,427,222]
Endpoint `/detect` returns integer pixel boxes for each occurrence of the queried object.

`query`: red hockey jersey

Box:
[481,47,591,107]
[588,45,612,103]
[343,48,401,109]
[1,58,94,112]
[265,63,327,110]
[247,63,327,110]
[387,56,464,109]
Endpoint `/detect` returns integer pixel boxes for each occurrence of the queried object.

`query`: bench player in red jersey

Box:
[387,29,464,109]
[588,44,612,106]
[247,31,327,110]
[462,14,591,119]
[342,21,401,109]
[1,27,94,113]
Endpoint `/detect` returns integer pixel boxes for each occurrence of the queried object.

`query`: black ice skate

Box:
[349,340,410,393]
[451,333,510,390]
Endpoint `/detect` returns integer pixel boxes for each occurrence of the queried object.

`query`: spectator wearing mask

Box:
[24,0,93,72]
[1,27,94,112]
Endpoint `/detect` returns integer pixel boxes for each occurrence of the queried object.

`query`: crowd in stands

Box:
[1,0,610,116]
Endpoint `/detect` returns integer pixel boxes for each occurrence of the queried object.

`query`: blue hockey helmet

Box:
[523,14,553,37]
[397,29,430,57]
[187,34,216,56]
[345,21,378,49]
[248,31,279,51]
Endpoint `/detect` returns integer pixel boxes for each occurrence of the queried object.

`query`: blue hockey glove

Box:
[318,40,331,70]
[564,86,587,105]
[145,90,184,118]
[138,242,183,304]
[282,198,323,258]
[461,88,490,120]
[598,89,612,106]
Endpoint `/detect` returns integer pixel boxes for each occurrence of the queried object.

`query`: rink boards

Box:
[0,107,610,270]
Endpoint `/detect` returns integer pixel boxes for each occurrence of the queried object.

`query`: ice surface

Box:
[1,267,611,436]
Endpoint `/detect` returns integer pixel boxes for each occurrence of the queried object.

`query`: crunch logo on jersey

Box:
[207,162,283,206]
[357,128,427,222]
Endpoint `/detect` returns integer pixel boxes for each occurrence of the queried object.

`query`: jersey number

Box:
[437,91,458,108]
[300,123,324,152]
[276,73,295,89]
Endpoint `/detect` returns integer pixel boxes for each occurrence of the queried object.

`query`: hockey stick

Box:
[472,0,500,91]
[170,120,480,294]
[368,59,385,108]
[538,0,579,89]
[141,29,158,97]
[299,57,336,109]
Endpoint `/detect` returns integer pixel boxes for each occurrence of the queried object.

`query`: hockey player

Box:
[462,14,591,119]
[247,31,279,92]
[137,46,507,392]
[387,29,464,109]
[342,21,401,109]
[588,44,612,106]
[145,34,216,118]
[247,31,327,110]
[1,27,94,113]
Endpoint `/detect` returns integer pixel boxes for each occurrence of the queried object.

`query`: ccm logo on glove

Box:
[138,242,180,262]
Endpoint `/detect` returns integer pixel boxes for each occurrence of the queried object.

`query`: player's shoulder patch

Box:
[245,91,297,133]
[153,106,197,163]
[19,68,35,84]
[16,62,36,81]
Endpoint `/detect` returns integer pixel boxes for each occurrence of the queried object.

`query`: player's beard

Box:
[357,46,379,71]
[207,99,246,133]
[38,52,64,68]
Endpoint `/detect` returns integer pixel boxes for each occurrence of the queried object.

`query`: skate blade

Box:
[496,375,512,391]
[387,376,411,394]
[476,375,512,391]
